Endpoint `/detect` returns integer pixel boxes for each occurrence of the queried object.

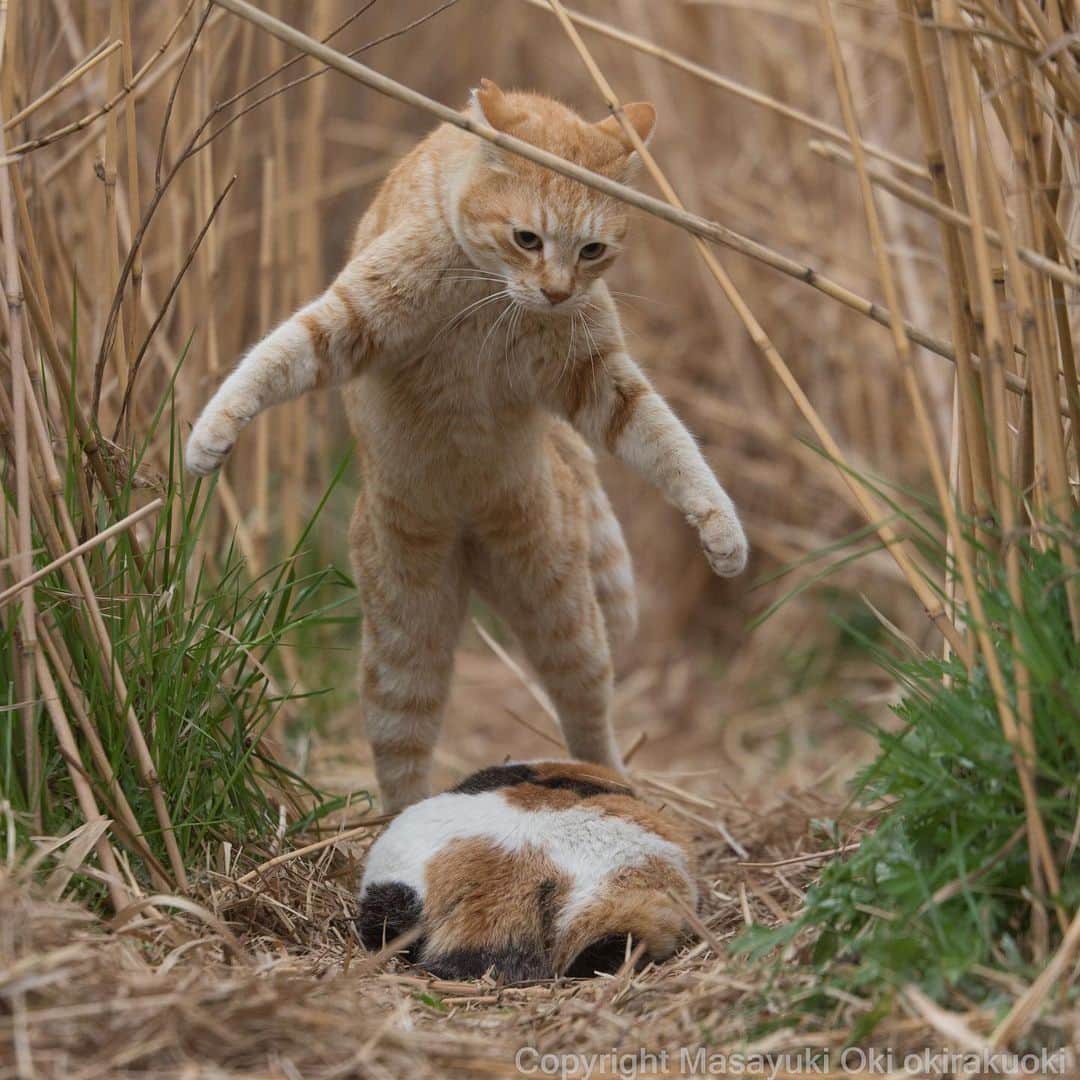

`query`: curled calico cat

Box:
[356,761,697,982]
[186,79,749,812]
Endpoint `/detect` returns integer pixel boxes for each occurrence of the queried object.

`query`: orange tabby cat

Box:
[186,81,748,812]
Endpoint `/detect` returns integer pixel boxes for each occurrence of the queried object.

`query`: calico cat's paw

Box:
[185,410,239,475]
[696,506,748,577]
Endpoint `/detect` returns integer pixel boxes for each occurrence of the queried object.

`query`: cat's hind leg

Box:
[547,424,637,654]
[351,496,467,813]
[584,483,638,653]
[470,463,621,771]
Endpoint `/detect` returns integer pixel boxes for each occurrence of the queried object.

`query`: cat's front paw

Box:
[696,506,748,577]
[185,410,239,476]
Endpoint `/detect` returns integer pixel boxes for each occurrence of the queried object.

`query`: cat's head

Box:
[451,80,655,313]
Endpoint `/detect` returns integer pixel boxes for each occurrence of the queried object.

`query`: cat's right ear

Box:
[470,78,526,133]
[467,79,524,173]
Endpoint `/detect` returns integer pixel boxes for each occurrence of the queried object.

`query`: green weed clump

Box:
[1,389,358,903]
[742,522,1080,1010]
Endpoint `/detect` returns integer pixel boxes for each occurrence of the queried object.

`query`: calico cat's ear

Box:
[594,102,657,152]
[471,78,528,132]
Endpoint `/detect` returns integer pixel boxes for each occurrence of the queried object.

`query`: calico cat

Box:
[357,760,697,981]
[186,80,748,812]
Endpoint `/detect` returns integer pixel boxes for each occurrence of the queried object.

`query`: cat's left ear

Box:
[594,103,657,154]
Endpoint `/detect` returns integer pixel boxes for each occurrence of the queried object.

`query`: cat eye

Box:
[514,229,543,251]
[579,242,607,260]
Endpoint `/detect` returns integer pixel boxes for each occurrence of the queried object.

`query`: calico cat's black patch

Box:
[452,763,620,800]
[564,933,636,978]
[356,881,424,957]
[536,877,562,941]
[423,946,553,984]
[450,763,538,794]
[533,774,614,798]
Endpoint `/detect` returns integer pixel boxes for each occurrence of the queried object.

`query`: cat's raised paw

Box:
[698,508,748,577]
[185,417,236,476]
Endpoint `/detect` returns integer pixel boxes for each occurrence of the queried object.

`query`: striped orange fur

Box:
[186,81,748,812]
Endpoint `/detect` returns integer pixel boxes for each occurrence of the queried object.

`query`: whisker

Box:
[478,299,514,358]
[504,302,524,390]
[608,289,665,306]
[432,289,511,341]
[576,309,603,406]
[559,310,577,391]
[502,303,523,394]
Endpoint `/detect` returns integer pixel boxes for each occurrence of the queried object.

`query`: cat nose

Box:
[541,287,572,305]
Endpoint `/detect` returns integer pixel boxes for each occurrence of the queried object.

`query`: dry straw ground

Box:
[1,0,1079,1076]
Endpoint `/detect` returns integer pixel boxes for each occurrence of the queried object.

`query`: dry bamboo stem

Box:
[208,0,1021,398]
[544,0,971,661]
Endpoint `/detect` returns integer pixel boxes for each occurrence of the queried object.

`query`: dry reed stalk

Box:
[968,25,1080,646]
[3,0,203,163]
[232,817,389,888]
[36,613,172,893]
[115,175,238,435]
[7,167,96,532]
[992,902,1080,1047]
[99,0,130,434]
[119,0,142,403]
[894,0,991,584]
[305,5,333,562]
[0,498,161,607]
[254,155,274,573]
[0,7,40,830]
[268,0,299,555]
[2,38,121,131]
[17,254,150,588]
[816,0,1065,934]
[543,0,971,661]
[33,650,131,912]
